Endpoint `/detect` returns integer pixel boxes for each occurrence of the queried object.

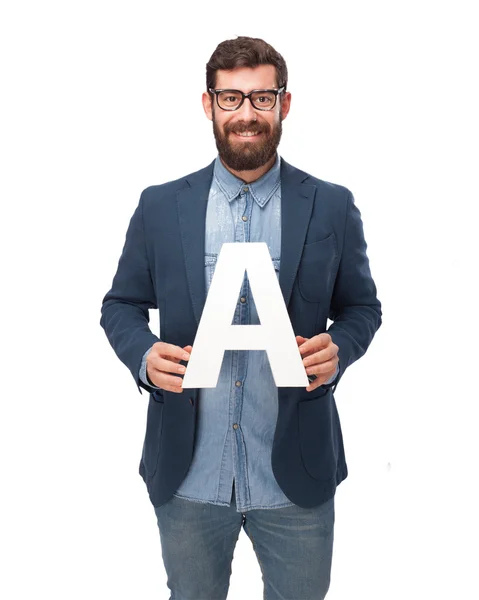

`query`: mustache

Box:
[225,120,269,135]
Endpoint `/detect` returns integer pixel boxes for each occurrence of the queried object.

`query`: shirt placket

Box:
[231,185,254,509]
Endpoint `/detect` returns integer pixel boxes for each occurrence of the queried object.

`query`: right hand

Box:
[146,342,192,393]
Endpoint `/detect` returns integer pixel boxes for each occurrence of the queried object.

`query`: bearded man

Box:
[100,36,382,600]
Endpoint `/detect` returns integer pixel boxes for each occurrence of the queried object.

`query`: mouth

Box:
[232,130,263,140]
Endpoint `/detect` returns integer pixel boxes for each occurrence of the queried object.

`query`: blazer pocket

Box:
[298,391,338,481]
[298,233,338,303]
[142,392,165,479]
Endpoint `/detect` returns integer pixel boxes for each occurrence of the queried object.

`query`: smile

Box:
[234,131,262,139]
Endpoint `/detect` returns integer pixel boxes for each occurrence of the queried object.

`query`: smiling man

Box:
[100,36,382,600]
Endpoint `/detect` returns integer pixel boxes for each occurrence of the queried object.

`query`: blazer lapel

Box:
[176,161,215,326]
[279,158,316,307]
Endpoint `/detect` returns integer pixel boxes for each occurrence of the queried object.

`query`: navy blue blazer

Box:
[100,157,382,508]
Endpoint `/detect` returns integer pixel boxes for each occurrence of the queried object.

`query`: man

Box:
[100,36,382,600]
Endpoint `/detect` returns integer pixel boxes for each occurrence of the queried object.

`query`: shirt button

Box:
[242,215,248,222]
[243,186,249,192]
[233,423,239,429]
[235,380,242,387]
[240,297,246,303]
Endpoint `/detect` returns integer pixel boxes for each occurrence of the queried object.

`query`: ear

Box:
[202,91,213,121]
[280,91,292,120]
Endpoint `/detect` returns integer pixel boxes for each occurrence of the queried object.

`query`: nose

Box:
[236,96,258,122]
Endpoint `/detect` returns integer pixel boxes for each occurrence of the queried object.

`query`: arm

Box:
[100,192,161,395]
[327,190,382,394]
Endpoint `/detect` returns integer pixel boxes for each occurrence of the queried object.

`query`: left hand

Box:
[296,333,339,392]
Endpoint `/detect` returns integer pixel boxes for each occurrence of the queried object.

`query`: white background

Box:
[1,1,478,598]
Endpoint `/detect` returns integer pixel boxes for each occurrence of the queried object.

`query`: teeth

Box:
[237,131,259,137]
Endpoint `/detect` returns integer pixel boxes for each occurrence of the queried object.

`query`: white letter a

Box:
[182,243,309,388]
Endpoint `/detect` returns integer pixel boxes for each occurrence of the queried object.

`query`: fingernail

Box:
[179,366,186,373]
[183,353,190,360]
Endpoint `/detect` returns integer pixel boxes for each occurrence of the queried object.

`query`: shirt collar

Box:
[213,153,281,208]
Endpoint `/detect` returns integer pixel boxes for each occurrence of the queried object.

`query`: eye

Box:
[218,91,241,104]
[252,93,274,106]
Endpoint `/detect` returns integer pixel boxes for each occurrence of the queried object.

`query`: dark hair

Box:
[206,36,288,92]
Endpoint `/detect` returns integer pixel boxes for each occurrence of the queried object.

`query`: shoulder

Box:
[139,160,216,205]
[281,157,353,205]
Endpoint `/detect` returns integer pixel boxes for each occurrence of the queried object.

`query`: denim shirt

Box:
[139,153,338,512]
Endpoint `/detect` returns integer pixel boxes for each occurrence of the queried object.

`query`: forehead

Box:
[215,65,277,91]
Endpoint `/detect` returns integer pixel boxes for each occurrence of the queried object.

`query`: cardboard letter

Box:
[181,243,309,388]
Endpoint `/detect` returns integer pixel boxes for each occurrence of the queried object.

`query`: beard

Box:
[212,109,283,171]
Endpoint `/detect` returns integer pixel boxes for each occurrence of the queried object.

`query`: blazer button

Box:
[189,398,194,406]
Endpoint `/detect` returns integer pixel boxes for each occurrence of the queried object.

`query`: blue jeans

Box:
[154,481,335,600]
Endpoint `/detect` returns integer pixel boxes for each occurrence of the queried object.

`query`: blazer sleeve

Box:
[327,190,382,394]
[100,191,161,395]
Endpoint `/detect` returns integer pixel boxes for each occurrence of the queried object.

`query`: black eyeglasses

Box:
[208,87,285,111]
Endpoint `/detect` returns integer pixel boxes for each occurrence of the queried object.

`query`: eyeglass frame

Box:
[208,86,286,111]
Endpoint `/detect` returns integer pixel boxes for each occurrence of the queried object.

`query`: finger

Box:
[149,369,184,390]
[156,357,187,375]
[148,353,181,373]
[296,335,308,346]
[300,347,318,361]
[158,342,191,362]
[299,333,331,354]
[302,346,337,368]
[159,345,193,366]
[298,339,318,359]
[304,358,338,378]
[296,336,314,357]
[164,354,181,364]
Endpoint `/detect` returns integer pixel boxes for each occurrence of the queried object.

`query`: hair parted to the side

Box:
[206,36,288,92]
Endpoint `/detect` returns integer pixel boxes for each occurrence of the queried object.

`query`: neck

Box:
[219,153,277,183]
